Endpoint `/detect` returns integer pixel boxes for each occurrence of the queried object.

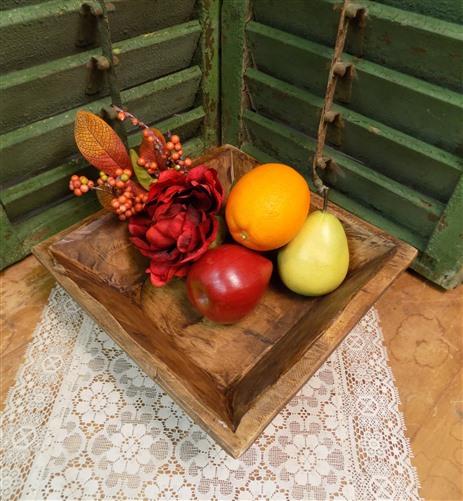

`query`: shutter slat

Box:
[1,1,44,10]
[0,20,201,133]
[244,110,444,239]
[373,0,463,24]
[0,0,196,72]
[246,68,462,203]
[15,193,101,249]
[247,22,463,156]
[0,0,84,72]
[253,0,463,91]
[0,66,202,185]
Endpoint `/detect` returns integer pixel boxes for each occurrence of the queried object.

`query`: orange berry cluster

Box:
[69,175,95,196]
[110,184,148,221]
[165,133,192,171]
[114,106,192,175]
[69,167,148,221]
[96,168,132,189]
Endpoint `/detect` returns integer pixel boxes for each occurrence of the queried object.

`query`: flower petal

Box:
[146,225,176,249]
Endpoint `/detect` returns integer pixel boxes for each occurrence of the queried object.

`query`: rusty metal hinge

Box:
[324,110,344,146]
[76,1,115,48]
[85,54,119,95]
[334,62,356,103]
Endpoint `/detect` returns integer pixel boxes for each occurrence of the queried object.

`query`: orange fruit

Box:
[225,163,310,251]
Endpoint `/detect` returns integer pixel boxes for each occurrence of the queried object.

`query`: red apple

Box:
[186,244,273,324]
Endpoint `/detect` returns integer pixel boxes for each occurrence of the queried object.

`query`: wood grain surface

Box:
[29,145,416,456]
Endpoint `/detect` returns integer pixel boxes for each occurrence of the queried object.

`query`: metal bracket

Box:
[316,156,331,171]
[334,63,355,103]
[81,1,115,17]
[345,3,368,25]
[85,55,115,95]
[324,110,340,124]
[76,2,115,48]
[315,156,344,187]
[324,110,344,146]
[100,104,120,125]
[333,61,350,78]
[346,4,368,55]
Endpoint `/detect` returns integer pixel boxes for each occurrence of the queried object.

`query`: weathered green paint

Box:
[241,5,462,287]
[1,194,100,269]
[0,66,202,185]
[375,0,463,24]
[221,0,250,145]
[244,110,443,239]
[0,203,23,269]
[0,0,215,271]
[198,0,221,147]
[1,0,43,10]
[241,142,426,251]
[2,161,93,221]
[413,176,463,289]
[253,0,463,92]
[246,68,463,202]
[176,136,205,160]
[0,0,196,72]
[0,20,201,133]
[0,0,84,72]
[247,22,463,156]
[2,0,461,287]
[155,108,206,142]
[16,194,100,250]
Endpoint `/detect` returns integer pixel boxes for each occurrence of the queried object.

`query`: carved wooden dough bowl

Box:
[33,145,417,457]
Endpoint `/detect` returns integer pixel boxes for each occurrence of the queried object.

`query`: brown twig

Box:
[312,0,352,197]
[96,0,127,145]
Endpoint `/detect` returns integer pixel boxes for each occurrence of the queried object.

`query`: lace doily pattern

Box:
[1,287,420,500]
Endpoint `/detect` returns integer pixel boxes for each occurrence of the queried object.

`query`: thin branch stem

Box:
[312,0,351,196]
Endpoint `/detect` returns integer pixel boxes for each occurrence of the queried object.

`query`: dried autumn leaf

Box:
[74,110,131,176]
[139,127,168,170]
[96,188,114,210]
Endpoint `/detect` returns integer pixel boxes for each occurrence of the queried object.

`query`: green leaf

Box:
[130,149,154,191]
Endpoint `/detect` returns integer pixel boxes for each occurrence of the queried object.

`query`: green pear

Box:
[278,210,349,296]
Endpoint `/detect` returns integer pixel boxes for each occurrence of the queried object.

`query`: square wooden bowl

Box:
[33,145,417,457]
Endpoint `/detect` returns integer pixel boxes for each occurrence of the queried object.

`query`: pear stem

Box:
[322,188,330,212]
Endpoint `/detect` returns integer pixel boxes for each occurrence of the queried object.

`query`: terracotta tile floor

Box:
[1,255,462,500]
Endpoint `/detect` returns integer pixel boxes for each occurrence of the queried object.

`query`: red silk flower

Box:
[128,165,223,286]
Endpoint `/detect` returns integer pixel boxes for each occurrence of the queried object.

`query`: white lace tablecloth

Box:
[1,286,420,500]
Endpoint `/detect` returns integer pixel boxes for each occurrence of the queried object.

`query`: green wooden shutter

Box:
[222,0,463,289]
[0,0,219,269]
[1,0,462,289]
